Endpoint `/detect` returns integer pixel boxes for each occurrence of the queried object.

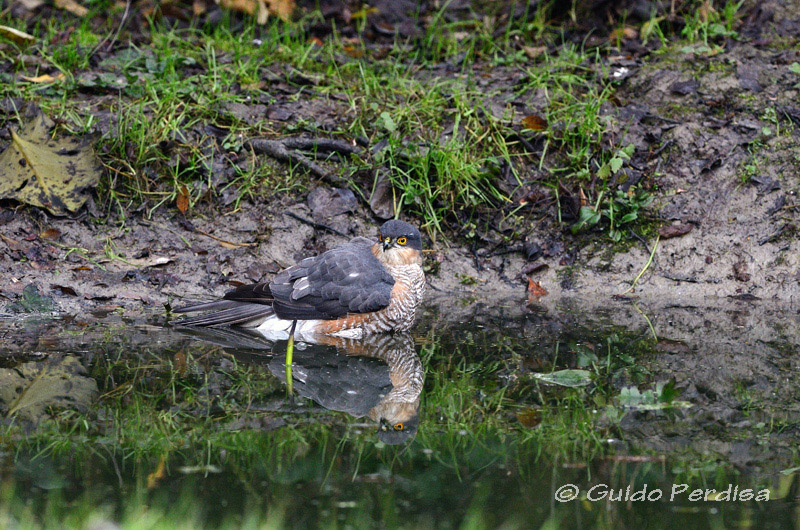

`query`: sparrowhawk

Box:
[175,220,425,339]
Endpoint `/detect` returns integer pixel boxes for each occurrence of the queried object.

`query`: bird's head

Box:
[377,412,419,445]
[376,220,423,266]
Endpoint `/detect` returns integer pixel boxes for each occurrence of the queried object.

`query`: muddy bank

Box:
[1,2,800,313]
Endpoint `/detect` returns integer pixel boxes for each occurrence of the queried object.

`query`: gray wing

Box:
[269,237,395,320]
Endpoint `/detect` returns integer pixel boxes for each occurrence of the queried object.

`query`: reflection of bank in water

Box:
[179,327,423,445]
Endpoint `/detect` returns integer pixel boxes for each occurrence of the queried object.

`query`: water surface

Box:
[1,296,799,528]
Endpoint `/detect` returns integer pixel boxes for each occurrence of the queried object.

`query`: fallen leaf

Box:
[39,228,61,240]
[265,0,294,20]
[176,185,189,214]
[0,25,36,45]
[521,114,547,131]
[609,26,638,41]
[54,0,89,16]
[527,278,548,303]
[241,81,266,91]
[521,45,546,59]
[7,283,55,313]
[217,0,293,22]
[343,45,364,58]
[20,73,65,83]
[5,354,98,422]
[578,188,590,208]
[698,0,714,22]
[658,223,693,239]
[532,369,592,388]
[15,0,45,10]
[369,169,396,220]
[126,256,173,268]
[516,408,542,428]
[173,350,187,376]
[350,6,378,18]
[147,455,168,490]
[0,105,102,215]
[52,284,78,296]
[0,233,23,251]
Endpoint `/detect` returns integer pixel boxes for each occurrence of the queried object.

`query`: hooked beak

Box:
[379,418,389,431]
[382,237,392,251]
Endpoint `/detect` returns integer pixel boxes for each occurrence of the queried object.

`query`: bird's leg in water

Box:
[285,319,297,395]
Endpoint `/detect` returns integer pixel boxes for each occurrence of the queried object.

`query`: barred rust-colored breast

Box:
[317,262,425,335]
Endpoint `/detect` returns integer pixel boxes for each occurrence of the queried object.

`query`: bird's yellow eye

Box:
[397,237,407,246]
[394,423,404,431]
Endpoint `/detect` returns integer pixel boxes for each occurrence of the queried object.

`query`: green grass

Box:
[0,2,668,241]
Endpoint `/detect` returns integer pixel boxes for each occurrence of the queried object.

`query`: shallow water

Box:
[1,296,800,528]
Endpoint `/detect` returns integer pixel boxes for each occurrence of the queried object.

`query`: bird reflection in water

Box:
[178,327,423,444]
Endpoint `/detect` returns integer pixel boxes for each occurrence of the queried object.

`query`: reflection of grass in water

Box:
[0,326,685,528]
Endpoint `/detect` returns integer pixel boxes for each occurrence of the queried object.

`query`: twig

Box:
[284,211,348,237]
[281,138,362,154]
[628,227,652,256]
[90,0,131,56]
[193,228,257,248]
[249,139,329,177]
[248,137,363,189]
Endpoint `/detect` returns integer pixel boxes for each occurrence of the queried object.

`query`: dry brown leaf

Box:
[173,350,187,376]
[0,233,23,251]
[343,45,364,58]
[578,188,590,208]
[698,0,714,23]
[521,45,546,59]
[658,223,693,240]
[39,228,61,240]
[0,25,36,45]
[53,284,78,296]
[521,114,547,131]
[516,408,542,428]
[217,0,293,22]
[192,0,207,15]
[527,278,548,303]
[147,455,167,490]
[610,26,638,41]
[176,185,189,215]
[54,0,89,16]
[265,0,294,20]
[241,81,266,91]
[20,73,65,83]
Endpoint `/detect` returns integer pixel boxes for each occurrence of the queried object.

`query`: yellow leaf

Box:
[147,455,168,490]
[20,73,65,83]
[0,105,102,215]
[350,6,378,19]
[217,0,293,22]
[176,185,189,214]
[521,114,547,131]
[0,25,35,45]
[54,0,89,17]
[521,45,546,59]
